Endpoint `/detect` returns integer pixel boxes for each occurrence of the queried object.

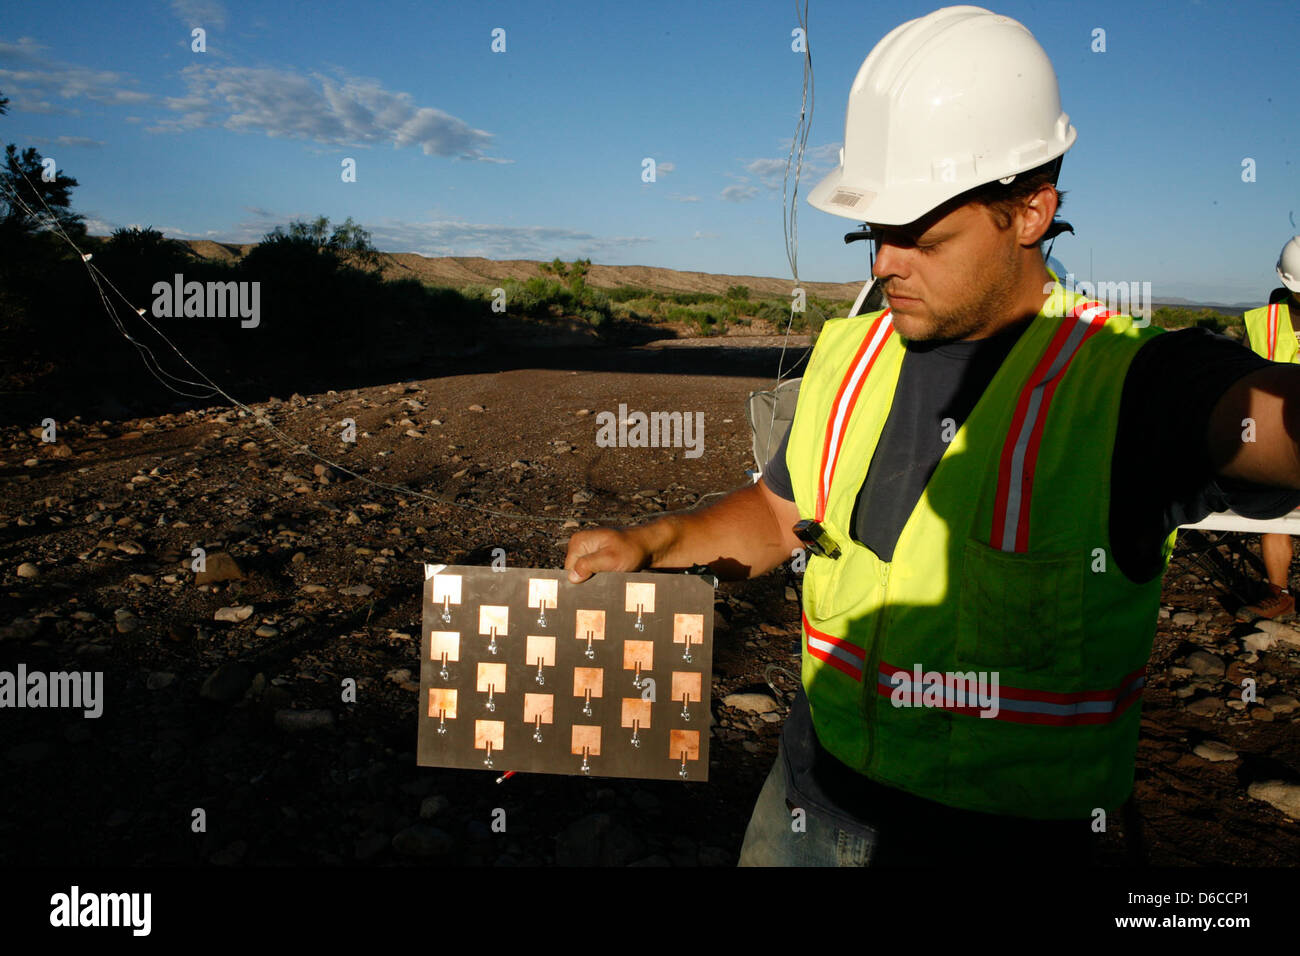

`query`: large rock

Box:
[16,563,39,579]
[214,605,254,623]
[722,692,779,714]
[1193,740,1238,762]
[1247,781,1300,820]
[1185,650,1225,677]
[195,552,245,585]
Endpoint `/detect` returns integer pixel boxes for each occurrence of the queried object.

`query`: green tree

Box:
[260,215,381,270]
[0,144,86,247]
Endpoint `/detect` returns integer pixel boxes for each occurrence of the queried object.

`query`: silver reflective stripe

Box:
[998,305,1108,551]
[808,633,864,676]
[878,670,1145,716]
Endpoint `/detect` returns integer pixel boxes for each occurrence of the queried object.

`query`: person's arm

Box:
[564,478,803,583]
[1207,363,1300,488]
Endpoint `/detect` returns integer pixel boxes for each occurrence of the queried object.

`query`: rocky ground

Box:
[1,338,1298,867]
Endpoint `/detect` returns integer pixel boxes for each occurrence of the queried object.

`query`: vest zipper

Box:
[863,560,891,767]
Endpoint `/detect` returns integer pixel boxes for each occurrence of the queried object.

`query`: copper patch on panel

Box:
[528,578,558,610]
[477,661,507,693]
[625,582,656,614]
[673,613,704,645]
[574,608,605,641]
[525,634,556,666]
[428,688,458,719]
[479,605,509,635]
[573,667,603,698]
[430,631,460,662]
[475,720,505,751]
[671,671,702,704]
[623,640,654,672]
[670,729,700,761]
[523,693,553,725]
[431,574,462,605]
[621,698,652,729]
[571,724,601,756]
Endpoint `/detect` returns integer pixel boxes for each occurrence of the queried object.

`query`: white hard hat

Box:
[808,5,1077,226]
[1278,236,1300,293]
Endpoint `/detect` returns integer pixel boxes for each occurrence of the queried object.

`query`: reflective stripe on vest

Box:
[991,300,1114,553]
[802,609,866,681]
[875,661,1146,725]
[1244,302,1296,363]
[815,310,895,522]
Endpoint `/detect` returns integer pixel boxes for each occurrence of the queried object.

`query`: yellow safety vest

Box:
[1243,302,1297,363]
[785,284,1176,819]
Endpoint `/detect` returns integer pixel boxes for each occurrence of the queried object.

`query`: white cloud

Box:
[720,184,759,203]
[656,161,675,174]
[170,0,227,29]
[150,65,504,161]
[0,37,151,112]
[667,193,700,203]
[198,211,650,259]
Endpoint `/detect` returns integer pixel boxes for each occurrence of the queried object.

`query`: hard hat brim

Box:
[806,164,965,226]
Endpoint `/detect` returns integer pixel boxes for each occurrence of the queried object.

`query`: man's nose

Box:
[872,239,907,280]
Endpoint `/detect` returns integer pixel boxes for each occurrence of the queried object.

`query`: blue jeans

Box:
[737,741,1097,866]
[737,742,876,866]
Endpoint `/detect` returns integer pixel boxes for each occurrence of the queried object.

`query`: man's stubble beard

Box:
[897,243,1022,344]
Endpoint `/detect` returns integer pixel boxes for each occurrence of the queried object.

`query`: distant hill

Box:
[173,241,866,301]
[165,240,1266,312]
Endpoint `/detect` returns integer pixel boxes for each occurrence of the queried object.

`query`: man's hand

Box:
[562,479,804,584]
[565,527,653,583]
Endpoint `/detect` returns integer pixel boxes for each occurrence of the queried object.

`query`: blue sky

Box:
[1,0,1295,304]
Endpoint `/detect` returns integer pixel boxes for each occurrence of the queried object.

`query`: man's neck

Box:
[960,263,1055,340]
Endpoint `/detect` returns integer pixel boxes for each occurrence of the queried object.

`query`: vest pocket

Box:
[804,543,876,621]
[955,538,1085,680]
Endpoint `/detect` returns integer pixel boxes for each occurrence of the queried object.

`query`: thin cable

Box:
[761,0,818,471]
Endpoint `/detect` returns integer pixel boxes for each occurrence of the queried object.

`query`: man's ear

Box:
[1019,184,1059,247]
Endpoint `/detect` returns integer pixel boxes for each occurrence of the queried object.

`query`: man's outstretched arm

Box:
[1208,363,1300,487]
[564,478,803,583]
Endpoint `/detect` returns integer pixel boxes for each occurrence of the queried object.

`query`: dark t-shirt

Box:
[762,323,1300,835]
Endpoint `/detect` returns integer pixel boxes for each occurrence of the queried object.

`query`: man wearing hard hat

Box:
[1237,236,1300,622]
[566,6,1300,864]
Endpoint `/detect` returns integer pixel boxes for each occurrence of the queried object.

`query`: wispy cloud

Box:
[151,64,504,161]
[720,183,759,203]
[30,135,105,148]
[667,193,700,203]
[170,0,227,30]
[367,218,653,259]
[0,36,151,114]
[188,210,652,259]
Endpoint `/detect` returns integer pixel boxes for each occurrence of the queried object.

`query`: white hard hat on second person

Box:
[1278,236,1300,293]
[807,5,1077,226]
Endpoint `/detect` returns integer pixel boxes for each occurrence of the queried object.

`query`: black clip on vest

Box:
[794,519,842,560]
